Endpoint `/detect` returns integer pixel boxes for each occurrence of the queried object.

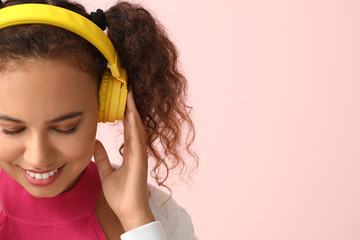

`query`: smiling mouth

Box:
[25,168,59,180]
[21,164,65,186]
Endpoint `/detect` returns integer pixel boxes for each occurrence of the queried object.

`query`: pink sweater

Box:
[0,161,107,239]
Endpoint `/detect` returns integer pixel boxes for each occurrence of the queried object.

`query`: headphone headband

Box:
[0,3,125,84]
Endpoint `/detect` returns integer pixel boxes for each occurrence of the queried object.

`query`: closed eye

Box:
[1,127,26,135]
[1,125,79,136]
[53,126,78,135]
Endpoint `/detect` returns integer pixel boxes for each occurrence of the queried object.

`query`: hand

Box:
[93,91,155,232]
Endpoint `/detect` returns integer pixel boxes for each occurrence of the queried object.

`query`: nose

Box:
[23,131,56,170]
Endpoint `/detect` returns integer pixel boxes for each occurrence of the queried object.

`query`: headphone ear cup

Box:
[98,70,111,123]
[98,69,127,123]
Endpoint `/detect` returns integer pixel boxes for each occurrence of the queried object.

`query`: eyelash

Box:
[1,126,78,136]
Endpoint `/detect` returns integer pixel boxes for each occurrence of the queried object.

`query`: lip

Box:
[22,164,65,187]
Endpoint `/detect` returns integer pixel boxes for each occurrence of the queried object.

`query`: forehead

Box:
[0,58,97,123]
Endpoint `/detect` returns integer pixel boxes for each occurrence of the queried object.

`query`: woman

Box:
[0,0,198,239]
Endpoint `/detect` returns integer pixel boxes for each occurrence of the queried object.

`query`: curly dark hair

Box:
[0,0,198,195]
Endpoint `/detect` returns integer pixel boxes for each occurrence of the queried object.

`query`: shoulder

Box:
[147,184,197,240]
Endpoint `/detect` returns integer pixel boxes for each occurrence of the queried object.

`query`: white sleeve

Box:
[147,184,198,240]
[120,221,167,240]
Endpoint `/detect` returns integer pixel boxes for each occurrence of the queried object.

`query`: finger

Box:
[93,139,114,181]
[122,91,148,167]
[124,91,146,145]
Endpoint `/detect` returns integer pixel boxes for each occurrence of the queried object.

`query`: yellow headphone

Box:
[0,3,127,123]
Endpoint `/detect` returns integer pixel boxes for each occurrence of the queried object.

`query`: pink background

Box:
[81,0,360,239]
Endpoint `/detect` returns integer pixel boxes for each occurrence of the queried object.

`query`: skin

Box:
[0,58,155,238]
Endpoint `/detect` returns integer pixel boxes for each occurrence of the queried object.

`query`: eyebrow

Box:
[0,111,84,124]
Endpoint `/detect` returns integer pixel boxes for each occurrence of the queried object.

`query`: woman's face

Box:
[0,58,99,198]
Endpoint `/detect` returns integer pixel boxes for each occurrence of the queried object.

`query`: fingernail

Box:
[128,90,134,98]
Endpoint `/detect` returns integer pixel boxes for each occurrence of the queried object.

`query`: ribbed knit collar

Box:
[0,161,101,226]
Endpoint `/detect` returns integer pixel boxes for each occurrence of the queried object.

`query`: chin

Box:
[23,184,65,198]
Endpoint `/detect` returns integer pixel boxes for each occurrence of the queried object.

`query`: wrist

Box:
[118,210,156,232]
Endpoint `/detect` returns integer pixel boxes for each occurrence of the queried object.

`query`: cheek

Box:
[0,138,24,164]
[57,123,97,163]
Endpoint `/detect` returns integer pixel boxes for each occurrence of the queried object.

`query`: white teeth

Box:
[42,173,50,179]
[26,168,58,180]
